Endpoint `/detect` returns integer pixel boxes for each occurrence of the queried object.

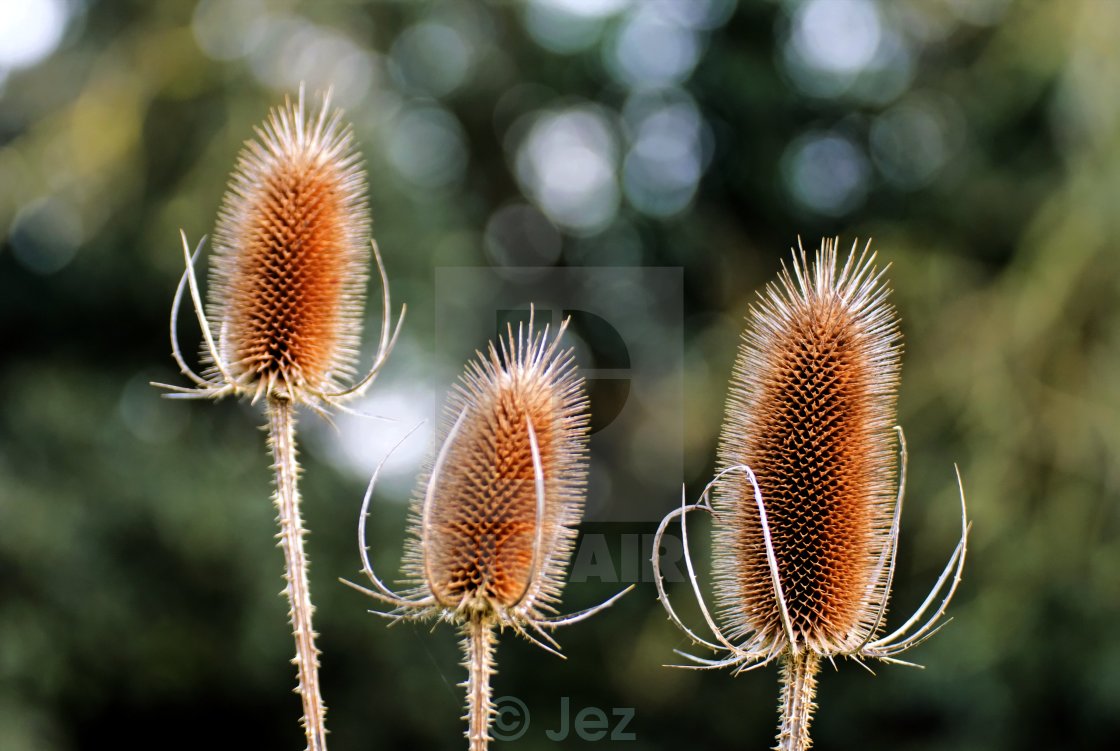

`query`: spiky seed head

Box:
[404,317,590,621]
[712,239,902,655]
[207,89,369,403]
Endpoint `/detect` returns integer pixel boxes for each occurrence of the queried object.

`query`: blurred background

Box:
[1,0,1118,749]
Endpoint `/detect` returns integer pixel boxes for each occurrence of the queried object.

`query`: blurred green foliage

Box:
[1,0,1118,749]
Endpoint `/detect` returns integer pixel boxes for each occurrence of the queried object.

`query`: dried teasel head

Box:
[208,88,368,401]
[364,314,593,626]
[157,88,403,409]
[652,239,968,751]
[350,313,632,629]
[712,237,902,654]
[348,313,631,750]
[403,316,590,622]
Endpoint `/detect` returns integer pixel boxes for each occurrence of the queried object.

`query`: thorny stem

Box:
[463,615,497,751]
[775,651,820,751]
[268,398,328,751]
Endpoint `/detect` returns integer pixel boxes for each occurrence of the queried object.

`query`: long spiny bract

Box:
[713,238,901,654]
[348,314,631,751]
[651,239,969,751]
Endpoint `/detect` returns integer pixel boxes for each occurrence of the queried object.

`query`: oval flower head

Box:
[155,89,404,751]
[348,313,630,751]
[653,239,969,751]
[158,87,403,411]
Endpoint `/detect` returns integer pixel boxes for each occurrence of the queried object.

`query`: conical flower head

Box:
[404,318,590,621]
[713,239,902,654]
[207,90,369,403]
[351,316,628,751]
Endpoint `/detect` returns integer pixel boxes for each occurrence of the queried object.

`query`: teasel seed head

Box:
[348,314,632,751]
[712,238,902,654]
[157,88,405,410]
[347,309,633,627]
[652,239,968,751]
[205,89,369,404]
[403,315,590,622]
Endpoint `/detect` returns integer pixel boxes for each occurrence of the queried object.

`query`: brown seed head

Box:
[713,239,902,654]
[207,90,369,403]
[404,317,590,621]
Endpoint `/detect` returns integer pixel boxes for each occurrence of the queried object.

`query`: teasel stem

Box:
[776,652,820,751]
[463,615,497,751]
[267,397,327,751]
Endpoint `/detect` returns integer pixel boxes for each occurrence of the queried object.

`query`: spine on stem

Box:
[268,398,327,751]
[776,652,820,751]
[463,616,497,751]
